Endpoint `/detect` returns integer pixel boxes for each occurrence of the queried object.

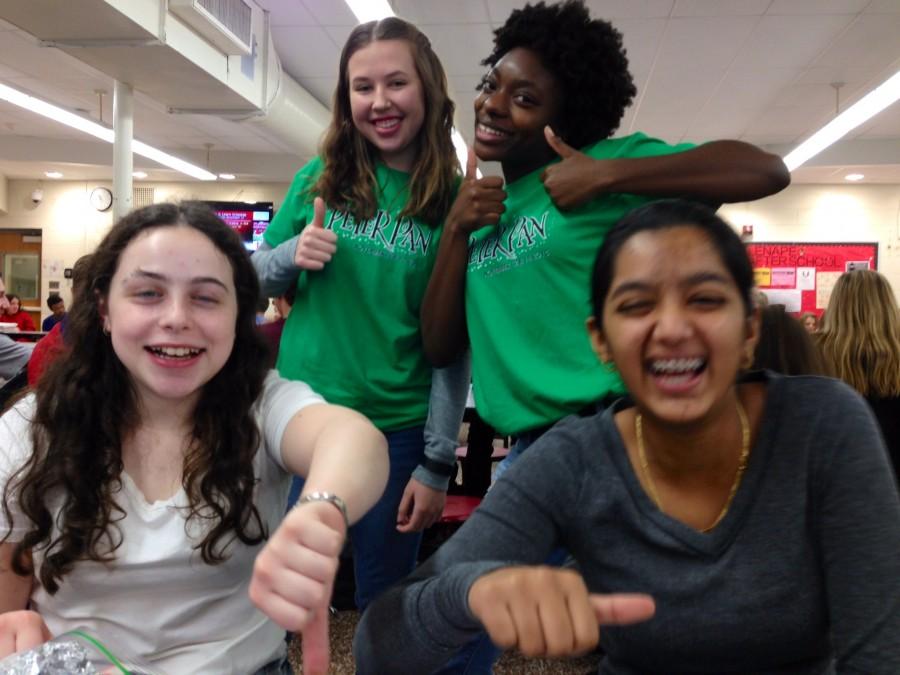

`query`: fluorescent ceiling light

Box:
[0,81,216,181]
[345,0,394,22]
[132,171,148,179]
[783,69,900,171]
[218,173,236,180]
[844,173,864,182]
[44,171,63,179]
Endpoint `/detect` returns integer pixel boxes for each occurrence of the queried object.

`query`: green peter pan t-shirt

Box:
[465,132,695,435]
[265,157,442,431]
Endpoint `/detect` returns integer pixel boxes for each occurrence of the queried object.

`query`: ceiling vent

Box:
[170,0,253,56]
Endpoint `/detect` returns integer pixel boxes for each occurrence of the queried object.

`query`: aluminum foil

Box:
[0,639,96,675]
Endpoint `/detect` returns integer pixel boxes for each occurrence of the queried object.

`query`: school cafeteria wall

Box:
[0,179,290,324]
[720,183,900,303]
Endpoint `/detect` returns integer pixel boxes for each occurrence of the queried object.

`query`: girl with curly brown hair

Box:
[0,202,388,675]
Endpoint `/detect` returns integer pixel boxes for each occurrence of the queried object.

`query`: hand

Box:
[445,146,506,235]
[294,197,338,271]
[396,478,446,533]
[468,567,654,659]
[249,500,346,675]
[540,126,604,210]
[0,610,52,659]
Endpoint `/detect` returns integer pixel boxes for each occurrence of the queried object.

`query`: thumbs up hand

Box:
[540,126,604,210]
[294,197,338,270]
[446,146,507,235]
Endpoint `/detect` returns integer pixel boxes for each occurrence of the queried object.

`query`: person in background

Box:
[2,295,35,333]
[752,304,826,376]
[41,294,66,332]
[355,199,900,674]
[27,256,92,387]
[0,203,388,675]
[799,311,818,334]
[0,276,34,383]
[258,286,295,370]
[818,269,900,483]
[251,17,468,612]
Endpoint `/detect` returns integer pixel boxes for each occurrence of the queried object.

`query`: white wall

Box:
[0,179,289,321]
[721,183,900,303]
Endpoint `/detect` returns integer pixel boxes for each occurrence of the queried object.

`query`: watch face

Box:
[91,187,113,211]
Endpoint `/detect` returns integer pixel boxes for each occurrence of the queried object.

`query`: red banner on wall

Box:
[745,242,878,315]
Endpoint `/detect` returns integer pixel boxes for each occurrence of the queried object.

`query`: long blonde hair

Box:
[313,17,458,226]
[818,270,900,397]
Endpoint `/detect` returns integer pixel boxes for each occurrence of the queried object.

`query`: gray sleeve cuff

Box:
[251,236,301,297]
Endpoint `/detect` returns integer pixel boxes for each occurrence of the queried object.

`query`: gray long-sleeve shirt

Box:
[354,373,900,674]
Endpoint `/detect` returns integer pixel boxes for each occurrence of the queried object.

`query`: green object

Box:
[265,157,443,431]
[465,133,695,435]
[70,631,130,674]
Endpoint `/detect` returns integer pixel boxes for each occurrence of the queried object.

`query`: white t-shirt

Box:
[0,372,324,674]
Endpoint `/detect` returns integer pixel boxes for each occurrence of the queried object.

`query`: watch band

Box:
[297,491,349,529]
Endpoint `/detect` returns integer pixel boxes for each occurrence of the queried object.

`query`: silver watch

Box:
[297,491,349,529]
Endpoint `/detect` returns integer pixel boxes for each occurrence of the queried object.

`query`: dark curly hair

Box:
[483,0,636,147]
[315,16,458,225]
[2,202,270,594]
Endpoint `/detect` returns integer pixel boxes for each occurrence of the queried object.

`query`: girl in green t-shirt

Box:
[422,0,790,455]
[252,18,466,611]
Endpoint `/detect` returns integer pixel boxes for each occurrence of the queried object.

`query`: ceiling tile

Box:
[733,14,853,69]
[394,0,491,24]
[585,1,675,19]
[611,17,667,79]
[424,24,495,77]
[766,0,870,15]
[812,13,900,71]
[673,0,770,16]
[300,0,357,26]
[255,0,317,26]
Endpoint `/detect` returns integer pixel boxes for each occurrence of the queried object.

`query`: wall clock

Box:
[90,187,113,212]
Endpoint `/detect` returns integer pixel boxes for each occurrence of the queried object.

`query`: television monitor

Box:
[204,201,274,252]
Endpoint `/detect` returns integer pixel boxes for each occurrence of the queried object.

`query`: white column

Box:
[112,80,134,221]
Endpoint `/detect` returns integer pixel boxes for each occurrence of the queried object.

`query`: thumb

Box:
[396,483,413,524]
[544,125,575,158]
[311,197,326,228]
[465,145,478,180]
[590,593,656,626]
[300,603,331,675]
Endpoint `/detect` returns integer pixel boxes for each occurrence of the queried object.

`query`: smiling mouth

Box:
[146,346,203,359]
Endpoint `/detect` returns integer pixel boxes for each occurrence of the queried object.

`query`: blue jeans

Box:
[285,426,426,611]
[351,425,426,610]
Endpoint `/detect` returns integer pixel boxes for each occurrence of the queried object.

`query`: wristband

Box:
[297,492,349,530]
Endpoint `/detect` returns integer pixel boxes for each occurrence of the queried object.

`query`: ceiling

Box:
[1,0,900,185]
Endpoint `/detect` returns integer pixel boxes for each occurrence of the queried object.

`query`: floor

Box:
[287,610,600,674]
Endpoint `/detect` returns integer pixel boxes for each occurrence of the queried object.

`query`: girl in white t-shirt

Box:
[0,202,388,675]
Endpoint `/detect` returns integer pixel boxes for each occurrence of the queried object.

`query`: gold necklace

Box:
[635,397,750,533]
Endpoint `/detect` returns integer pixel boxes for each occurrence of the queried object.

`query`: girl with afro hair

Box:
[423,0,789,470]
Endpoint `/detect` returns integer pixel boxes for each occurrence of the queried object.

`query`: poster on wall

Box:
[745,242,878,315]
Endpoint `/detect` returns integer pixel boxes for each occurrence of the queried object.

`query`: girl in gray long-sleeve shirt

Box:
[354,200,900,674]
